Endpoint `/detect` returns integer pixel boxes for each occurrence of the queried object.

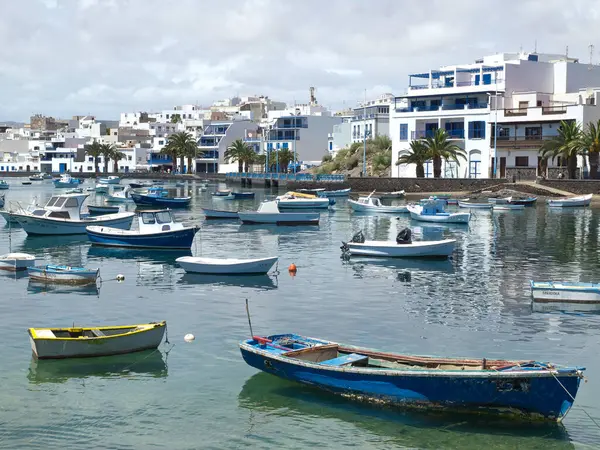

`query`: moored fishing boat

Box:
[407,199,470,224]
[95,183,110,194]
[0,253,36,271]
[53,174,82,188]
[13,193,135,235]
[29,173,45,181]
[240,333,585,421]
[212,189,232,197]
[530,281,600,304]
[458,200,493,209]
[87,205,120,215]
[0,180,9,190]
[487,197,512,204]
[276,193,331,209]
[27,265,100,285]
[176,256,278,274]
[98,175,121,185]
[318,188,351,197]
[105,187,133,203]
[130,187,191,208]
[28,321,166,359]
[86,209,199,249]
[341,229,455,258]
[238,200,319,225]
[202,208,239,219]
[348,192,408,214]
[232,192,255,200]
[547,194,592,208]
[378,190,406,200]
[511,196,537,206]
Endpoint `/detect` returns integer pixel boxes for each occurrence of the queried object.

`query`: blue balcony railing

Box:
[225,172,346,182]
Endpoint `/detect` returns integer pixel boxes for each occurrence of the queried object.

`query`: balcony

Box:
[542,106,567,115]
[491,134,559,148]
[395,103,489,114]
[412,129,464,139]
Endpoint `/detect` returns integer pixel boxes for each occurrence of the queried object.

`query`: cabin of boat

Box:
[420,199,446,215]
[136,209,185,232]
[355,196,384,207]
[28,194,89,220]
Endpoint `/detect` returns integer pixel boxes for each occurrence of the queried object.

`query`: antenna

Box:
[566,45,569,57]
[534,39,537,53]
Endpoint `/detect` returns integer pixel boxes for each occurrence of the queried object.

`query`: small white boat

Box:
[378,190,406,200]
[213,193,235,200]
[95,184,110,194]
[28,265,100,285]
[202,208,239,219]
[530,281,600,304]
[276,193,330,209]
[53,174,82,188]
[341,230,455,258]
[457,200,493,209]
[0,253,36,271]
[176,256,278,274]
[487,197,512,204]
[407,201,470,224]
[105,187,133,203]
[98,176,121,185]
[238,201,319,225]
[493,204,525,211]
[547,194,592,208]
[348,192,408,214]
[13,193,135,235]
[29,174,45,181]
[0,180,9,190]
[28,321,166,359]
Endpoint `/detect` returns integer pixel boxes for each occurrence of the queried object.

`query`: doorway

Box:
[499,157,506,178]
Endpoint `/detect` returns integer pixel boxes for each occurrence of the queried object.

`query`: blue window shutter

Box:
[468,122,474,139]
[475,74,480,85]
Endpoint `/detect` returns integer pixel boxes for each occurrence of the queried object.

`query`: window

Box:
[519,101,529,109]
[48,211,70,219]
[64,197,79,207]
[46,196,60,206]
[158,140,164,145]
[525,126,542,139]
[156,211,172,224]
[399,124,408,141]
[128,156,132,161]
[468,121,485,139]
[87,166,93,170]
[537,100,543,107]
[515,156,529,167]
[88,157,93,162]
[141,212,156,224]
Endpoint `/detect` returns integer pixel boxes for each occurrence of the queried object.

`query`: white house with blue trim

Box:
[391,51,600,179]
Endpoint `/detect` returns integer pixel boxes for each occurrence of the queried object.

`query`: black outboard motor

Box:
[396,228,412,245]
[351,230,365,243]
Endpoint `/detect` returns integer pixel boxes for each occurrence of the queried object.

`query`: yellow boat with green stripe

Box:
[28,321,166,359]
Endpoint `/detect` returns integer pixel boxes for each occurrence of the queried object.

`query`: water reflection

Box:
[238,373,573,449]
[27,279,100,297]
[342,257,455,278]
[87,246,189,266]
[27,350,168,384]
[178,273,278,290]
[18,235,89,253]
[531,302,600,315]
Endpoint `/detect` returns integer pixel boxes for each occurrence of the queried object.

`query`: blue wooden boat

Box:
[240,334,585,421]
[130,187,191,208]
[511,196,537,206]
[232,192,255,200]
[320,188,351,197]
[53,174,82,188]
[28,265,100,285]
[86,209,198,249]
[88,205,120,215]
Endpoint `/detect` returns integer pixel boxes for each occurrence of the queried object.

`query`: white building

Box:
[328,111,353,156]
[350,93,393,144]
[391,52,600,179]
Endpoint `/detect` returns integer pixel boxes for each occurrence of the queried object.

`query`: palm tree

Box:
[580,119,600,179]
[421,129,467,178]
[164,132,198,173]
[276,148,296,173]
[253,154,266,172]
[225,139,253,172]
[99,143,116,173]
[396,141,429,178]
[111,148,126,173]
[539,120,582,179]
[84,141,103,174]
[160,141,178,172]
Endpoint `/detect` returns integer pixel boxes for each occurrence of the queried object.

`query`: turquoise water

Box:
[1,178,600,449]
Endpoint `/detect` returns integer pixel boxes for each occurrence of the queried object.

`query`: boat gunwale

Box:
[29,321,166,341]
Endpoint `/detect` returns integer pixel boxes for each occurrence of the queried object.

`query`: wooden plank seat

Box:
[320,353,369,367]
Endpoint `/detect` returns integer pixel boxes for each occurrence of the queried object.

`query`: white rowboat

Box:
[530,281,600,304]
[457,201,493,209]
[176,256,279,274]
[238,201,319,225]
[407,204,470,224]
[547,194,592,208]
[343,239,456,258]
[0,253,36,271]
[348,193,408,214]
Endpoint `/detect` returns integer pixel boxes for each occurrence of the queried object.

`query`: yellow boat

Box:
[286,191,317,199]
[28,321,166,359]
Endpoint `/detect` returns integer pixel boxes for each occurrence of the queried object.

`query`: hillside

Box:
[313,136,392,177]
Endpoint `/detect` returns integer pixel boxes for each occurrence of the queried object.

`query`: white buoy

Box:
[116,274,125,282]
[184,333,195,342]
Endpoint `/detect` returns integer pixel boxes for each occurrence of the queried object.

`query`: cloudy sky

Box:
[1,0,598,120]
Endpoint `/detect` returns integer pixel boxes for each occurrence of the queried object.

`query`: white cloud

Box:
[1,0,599,120]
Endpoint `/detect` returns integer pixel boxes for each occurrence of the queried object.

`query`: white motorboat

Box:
[276,193,330,209]
[457,200,493,209]
[547,194,592,208]
[0,253,36,271]
[493,204,525,211]
[53,174,82,188]
[378,190,406,200]
[98,176,121,185]
[348,192,408,214]
[28,321,166,359]
[407,200,470,224]
[238,201,319,225]
[530,281,600,304]
[13,193,135,235]
[176,256,278,274]
[341,229,455,258]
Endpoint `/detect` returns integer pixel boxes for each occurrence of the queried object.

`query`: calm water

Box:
[1,178,600,449]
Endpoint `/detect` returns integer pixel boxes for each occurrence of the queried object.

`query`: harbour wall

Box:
[538,179,600,194]
[0,172,227,180]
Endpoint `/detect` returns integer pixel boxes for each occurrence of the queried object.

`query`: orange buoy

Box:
[288,263,297,274]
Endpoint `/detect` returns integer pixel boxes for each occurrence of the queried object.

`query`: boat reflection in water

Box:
[87,246,191,266]
[27,349,168,384]
[531,301,600,315]
[27,279,100,296]
[178,273,278,291]
[343,257,455,280]
[238,373,573,449]
[19,235,89,253]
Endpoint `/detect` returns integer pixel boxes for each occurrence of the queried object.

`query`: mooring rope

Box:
[548,369,600,430]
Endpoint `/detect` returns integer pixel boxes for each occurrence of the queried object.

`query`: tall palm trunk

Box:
[187,156,193,174]
[416,164,425,178]
[179,156,185,174]
[94,159,99,174]
[589,152,599,179]
[103,158,109,174]
[238,161,243,172]
[432,156,442,178]
[567,154,578,179]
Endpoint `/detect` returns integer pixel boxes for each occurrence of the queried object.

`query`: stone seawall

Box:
[0,172,226,180]
[538,179,600,194]
[287,177,508,193]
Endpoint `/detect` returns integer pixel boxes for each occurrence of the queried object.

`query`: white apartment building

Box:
[391,52,600,179]
[328,111,353,156]
[350,93,394,144]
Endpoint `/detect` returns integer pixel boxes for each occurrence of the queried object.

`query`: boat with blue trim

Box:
[530,280,600,304]
[0,180,9,190]
[240,333,585,421]
[98,176,121,185]
[86,209,198,249]
[28,264,100,285]
[130,187,191,208]
[53,174,82,188]
[408,198,470,224]
[232,192,255,200]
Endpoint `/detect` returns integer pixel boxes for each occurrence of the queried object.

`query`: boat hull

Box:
[493,205,525,211]
[15,212,134,235]
[86,226,198,249]
[408,207,470,224]
[277,199,330,209]
[348,200,408,214]
[98,178,120,185]
[88,205,120,214]
[0,210,20,225]
[458,201,493,209]
[240,339,582,421]
[345,239,455,258]
[202,208,239,219]
[232,192,255,199]
[0,253,36,271]
[238,212,319,225]
[531,281,600,304]
[28,267,99,285]
[130,193,191,208]
[29,323,165,359]
[176,256,278,274]
[547,195,592,208]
